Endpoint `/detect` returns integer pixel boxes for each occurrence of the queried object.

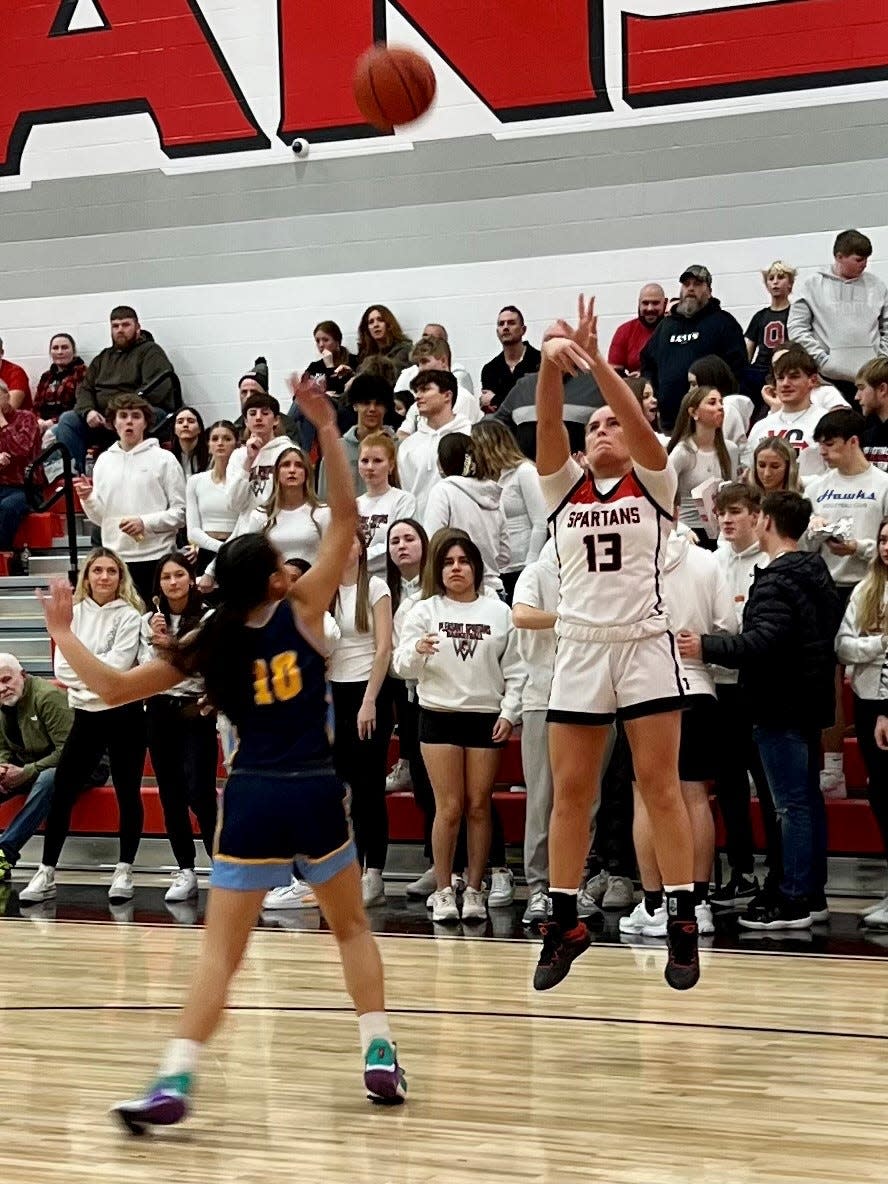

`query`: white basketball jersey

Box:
[546,460,675,634]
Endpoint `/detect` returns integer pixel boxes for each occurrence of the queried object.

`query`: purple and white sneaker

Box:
[111,1073,192,1135]
[363,1038,407,1105]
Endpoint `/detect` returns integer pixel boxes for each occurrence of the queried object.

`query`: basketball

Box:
[353,45,437,132]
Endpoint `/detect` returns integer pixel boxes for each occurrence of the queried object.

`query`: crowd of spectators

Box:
[2,238,888,932]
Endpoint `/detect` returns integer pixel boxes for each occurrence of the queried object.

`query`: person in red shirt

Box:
[0,338,32,411]
[607,284,667,375]
[0,380,41,549]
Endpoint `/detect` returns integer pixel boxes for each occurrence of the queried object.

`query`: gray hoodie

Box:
[787,266,888,382]
[423,475,510,592]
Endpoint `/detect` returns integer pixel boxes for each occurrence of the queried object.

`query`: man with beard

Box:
[480,306,542,411]
[607,283,667,375]
[0,654,73,881]
[641,266,747,431]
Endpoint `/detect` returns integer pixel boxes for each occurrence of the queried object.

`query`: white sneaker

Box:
[362,868,386,908]
[602,875,636,909]
[820,769,847,800]
[522,891,551,926]
[263,878,318,910]
[405,867,437,898]
[427,873,465,909]
[20,864,56,904]
[430,886,459,922]
[461,886,487,921]
[109,863,134,902]
[861,895,888,917]
[695,900,715,935]
[164,868,198,903]
[385,758,412,793]
[862,903,888,929]
[619,900,665,934]
[488,867,514,907]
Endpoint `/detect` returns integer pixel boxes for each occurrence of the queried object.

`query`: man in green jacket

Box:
[0,654,73,879]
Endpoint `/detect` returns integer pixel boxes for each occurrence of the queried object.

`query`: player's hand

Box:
[289,374,336,432]
[357,698,376,740]
[826,538,858,557]
[415,632,439,656]
[37,578,75,639]
[876,716,888,751]
[676,630,702,660]
[491,717,513,743]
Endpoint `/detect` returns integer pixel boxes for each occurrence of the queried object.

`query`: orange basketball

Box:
[353,45,437,132]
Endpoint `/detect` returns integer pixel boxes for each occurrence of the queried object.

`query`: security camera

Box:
[290,137,310,158]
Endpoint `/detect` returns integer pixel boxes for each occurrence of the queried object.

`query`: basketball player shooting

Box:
[533,295,700,992]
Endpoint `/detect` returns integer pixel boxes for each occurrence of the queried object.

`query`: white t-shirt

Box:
[804,464,888,586]
[328,576,391,683]
[186,471,238,552]
[243,503,332,566]
[357,486,417,576]
[742,403,829,484]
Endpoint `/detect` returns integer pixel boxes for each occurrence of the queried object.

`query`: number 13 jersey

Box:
[541,457,676,638]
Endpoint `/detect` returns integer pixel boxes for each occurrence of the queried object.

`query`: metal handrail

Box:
[24,442,80,586]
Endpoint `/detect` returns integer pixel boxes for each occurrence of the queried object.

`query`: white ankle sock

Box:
[824,753,843,774]
[159,1038,202,1078]
[358,1011,393,1055]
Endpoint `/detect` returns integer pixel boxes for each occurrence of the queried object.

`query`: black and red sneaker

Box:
[665,918,700,991]
[532,921,591,991]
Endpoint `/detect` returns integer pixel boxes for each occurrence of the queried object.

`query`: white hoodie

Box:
[712,538,769,684]
[661,531,737,697]
[226,435,297,533]
[423,475,510,592]
[393,593,523,722]
[835,582,888,700]
[788,266,888,383]
[54,597,143,711]
[81,438,186,564]
[397,413,474,518]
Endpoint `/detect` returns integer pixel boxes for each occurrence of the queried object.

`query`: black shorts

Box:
[210,761,356,891]
[419,708,506,749]
[678,696,720,782]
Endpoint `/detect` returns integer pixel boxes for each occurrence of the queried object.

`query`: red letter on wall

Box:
[0,0,268,176]
[278,0,610,143]
[623,0,888,107]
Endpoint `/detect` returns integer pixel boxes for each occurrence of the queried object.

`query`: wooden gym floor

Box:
[2,883,887,1183]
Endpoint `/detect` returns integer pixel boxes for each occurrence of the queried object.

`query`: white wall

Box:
[0,224,883,421]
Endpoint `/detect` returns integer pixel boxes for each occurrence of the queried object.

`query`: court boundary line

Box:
[3,1000,888,1044]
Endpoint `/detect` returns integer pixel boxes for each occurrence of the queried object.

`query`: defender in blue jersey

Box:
[38,380,407,1133]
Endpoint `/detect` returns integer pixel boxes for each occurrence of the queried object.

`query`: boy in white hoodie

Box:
[75,394,185,607]
[397,370,474,518]
[226,392,297,533]
[423,433,510,594]
[709,483,778,910]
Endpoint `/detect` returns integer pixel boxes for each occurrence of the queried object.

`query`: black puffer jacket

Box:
[701,551,841,731]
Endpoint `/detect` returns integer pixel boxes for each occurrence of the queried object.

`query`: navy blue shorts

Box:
[210,762,357,892]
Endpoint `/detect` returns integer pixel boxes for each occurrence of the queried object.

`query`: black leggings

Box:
[146,697,219,869]
[853,696,888,866]
[331,679,393,871]
[42,703,147,868]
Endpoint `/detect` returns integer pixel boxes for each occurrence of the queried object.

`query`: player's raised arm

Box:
[289,375,358,615]
[538,295,668,474]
